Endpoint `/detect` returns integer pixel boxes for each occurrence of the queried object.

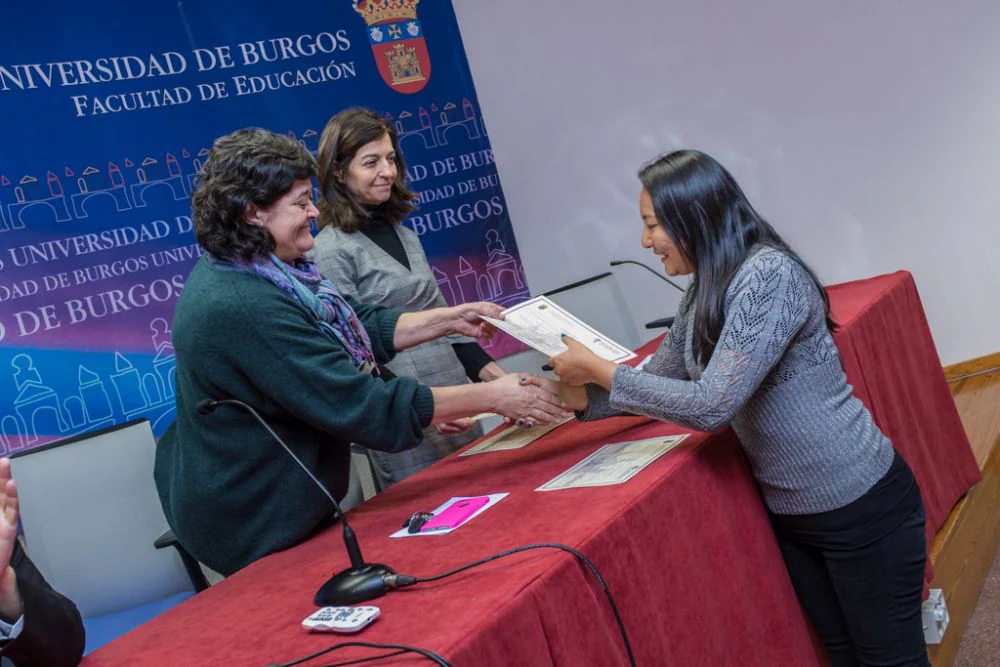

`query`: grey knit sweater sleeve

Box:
[607,251,808,431]
[579,247,895,514]
[579,286,694,421]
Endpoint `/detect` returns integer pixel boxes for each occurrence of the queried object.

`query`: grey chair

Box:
[10,419,206,653]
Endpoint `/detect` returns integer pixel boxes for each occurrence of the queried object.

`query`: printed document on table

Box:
[536,435,689,491]
[460,414,574,456]
[481,296,636,363]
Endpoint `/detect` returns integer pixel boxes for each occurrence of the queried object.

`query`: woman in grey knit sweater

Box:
[549,150,929,667]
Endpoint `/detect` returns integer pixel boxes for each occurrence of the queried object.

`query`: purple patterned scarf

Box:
[215,253,378,373]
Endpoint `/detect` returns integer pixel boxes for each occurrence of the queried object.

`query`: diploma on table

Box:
[536,435,689,490]
[460,414,574,457]
[482,296,637,363]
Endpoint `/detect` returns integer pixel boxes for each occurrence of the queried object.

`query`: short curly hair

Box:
[316,107,416,232]
[192,128,317,262]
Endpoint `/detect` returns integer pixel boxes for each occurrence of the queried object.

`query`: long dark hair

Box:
[638,150,835,365]
[316,106,416,232]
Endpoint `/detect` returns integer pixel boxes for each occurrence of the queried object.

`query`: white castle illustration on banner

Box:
[385,99,486,152]
[0,154,189,231]
[0,318,177,454]
[0,98,487,231]
[432,229,528,330]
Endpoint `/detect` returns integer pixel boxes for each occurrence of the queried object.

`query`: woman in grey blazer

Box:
[311,107,506,489]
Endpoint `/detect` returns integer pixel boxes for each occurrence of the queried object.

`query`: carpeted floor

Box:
[953,546,1000,666]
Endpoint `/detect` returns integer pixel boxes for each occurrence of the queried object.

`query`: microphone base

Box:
[314,563,395,606]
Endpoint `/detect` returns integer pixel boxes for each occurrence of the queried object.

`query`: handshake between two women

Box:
[416,301,568,431]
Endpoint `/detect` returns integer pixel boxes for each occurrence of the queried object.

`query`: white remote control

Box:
[301,606,381,633]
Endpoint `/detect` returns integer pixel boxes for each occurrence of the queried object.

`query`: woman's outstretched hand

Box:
[434,418,478,435]
[448,302,504,340]
[548,335,617,389]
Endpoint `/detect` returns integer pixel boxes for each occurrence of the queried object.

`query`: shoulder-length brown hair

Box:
[316,107,416,232]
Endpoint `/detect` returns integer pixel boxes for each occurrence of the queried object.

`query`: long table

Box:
[85,271,980,666]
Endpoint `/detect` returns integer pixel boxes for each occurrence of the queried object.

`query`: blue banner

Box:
[0,0,531,452]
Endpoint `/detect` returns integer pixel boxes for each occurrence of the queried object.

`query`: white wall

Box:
[453,0,1000,365]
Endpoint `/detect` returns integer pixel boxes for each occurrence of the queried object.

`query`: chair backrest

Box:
[10,419,193,617]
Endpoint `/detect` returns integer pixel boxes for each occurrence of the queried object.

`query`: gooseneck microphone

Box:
[609,259,686,293]
[196,398,398,606]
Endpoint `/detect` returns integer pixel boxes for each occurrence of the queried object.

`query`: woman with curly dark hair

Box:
[154,128,564,577]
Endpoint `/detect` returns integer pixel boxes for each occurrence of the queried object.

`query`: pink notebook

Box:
[419,496,491,532]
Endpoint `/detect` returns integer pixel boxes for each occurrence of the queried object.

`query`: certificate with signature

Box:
[482,296,636,363]
[536,435,688,490]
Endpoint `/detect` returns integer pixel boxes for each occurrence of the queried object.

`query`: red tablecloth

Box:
[826,272,980,539]
[84,271,979,666]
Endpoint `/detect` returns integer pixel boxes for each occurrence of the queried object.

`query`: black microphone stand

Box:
[609,259,686,293]
[197,398,396,606]
[609,259,686,329]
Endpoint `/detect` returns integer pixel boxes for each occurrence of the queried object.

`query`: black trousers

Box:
[770,452,930,667]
